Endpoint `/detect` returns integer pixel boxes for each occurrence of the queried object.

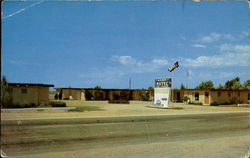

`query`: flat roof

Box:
[54,88,152,91]
[8,83,54,87]
[54,88,249,91]
[180,89,249,91]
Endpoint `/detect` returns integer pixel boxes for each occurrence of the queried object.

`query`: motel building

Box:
[52,87,249,106]
[7,83,54,106]
[53,88,154,101]
[173,89,250,105]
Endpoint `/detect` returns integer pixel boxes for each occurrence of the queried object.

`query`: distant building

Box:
[53,88,154,101]
[173,89,250,105]
[8,83,54,106]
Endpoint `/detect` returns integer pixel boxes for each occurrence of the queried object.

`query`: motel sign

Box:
[154,78,171,108]
[155,78,172,88]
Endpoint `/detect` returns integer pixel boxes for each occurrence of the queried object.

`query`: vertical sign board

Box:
[154,78,171,108]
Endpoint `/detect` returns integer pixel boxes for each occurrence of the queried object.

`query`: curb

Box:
[1,107,76,111]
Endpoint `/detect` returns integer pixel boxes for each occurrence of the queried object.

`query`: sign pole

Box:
[172,76,174,107]
[168,61,179,107]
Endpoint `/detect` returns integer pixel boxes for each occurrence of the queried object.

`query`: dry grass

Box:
[2,101,250,120]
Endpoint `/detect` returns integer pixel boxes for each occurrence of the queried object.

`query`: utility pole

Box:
[129,78,131,100]
[129,78,131,90]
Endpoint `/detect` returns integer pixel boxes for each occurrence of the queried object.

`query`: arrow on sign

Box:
[168,61,179,72]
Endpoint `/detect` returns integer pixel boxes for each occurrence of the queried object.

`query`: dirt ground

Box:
[2,101,250,120]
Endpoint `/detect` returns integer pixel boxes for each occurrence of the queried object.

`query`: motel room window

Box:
[228,92,231,97]
[217,92,221,97]
[21,88,27,94]
[193,92,199,101]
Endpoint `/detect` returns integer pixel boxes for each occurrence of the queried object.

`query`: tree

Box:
[139,91,150,101]
[195,80,214,89]
[94,85,102,89]
[58,89,63,100]
[217,83,224,89]
[54,93,58,100]
[180,83,186,90]
[85,90,93,100]
[148,86,154,90]
[94,90,104,100]
[1,76,12,108]
[243,80,250,89]
[232,82,241,90]
[224,77,241,89]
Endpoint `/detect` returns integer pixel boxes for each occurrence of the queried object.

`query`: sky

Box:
[2,1,250,90]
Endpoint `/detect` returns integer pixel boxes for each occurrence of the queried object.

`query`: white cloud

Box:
[182,44,250,67]
[198,32,221,43]
[191,44,207,48]
[223,34,235,41]
[111,55,136,65]
[234,45,250,52]
[219,43,250,54]
[80,56,169,81]
[198,71,235,79]
[112,55,169,73]
[219,43,233,51]
[152,59,168,66]
[196,31,250,44]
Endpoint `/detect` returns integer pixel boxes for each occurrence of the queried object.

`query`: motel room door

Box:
[205,92,209,104]
[176,92,180,102]
[77,91,81,100]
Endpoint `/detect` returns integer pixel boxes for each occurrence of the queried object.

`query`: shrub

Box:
[50,101,66,107]
[220,102,231,105]
[109,91,129,104]
[189,101,203,105]
[183,96,189,102]
[54,94,58,100]
[7,102,37,108]
[85,90,93,101]
[94,90,104,100]
[120,91,129,101]
[112,92,120,101]
[26,102,37,108]
[139,91,150,101]
[211,102,220,106]
[12,102,26,108]
[230,97,244,105]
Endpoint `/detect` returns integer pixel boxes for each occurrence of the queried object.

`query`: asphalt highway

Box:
[2,112,250,158]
